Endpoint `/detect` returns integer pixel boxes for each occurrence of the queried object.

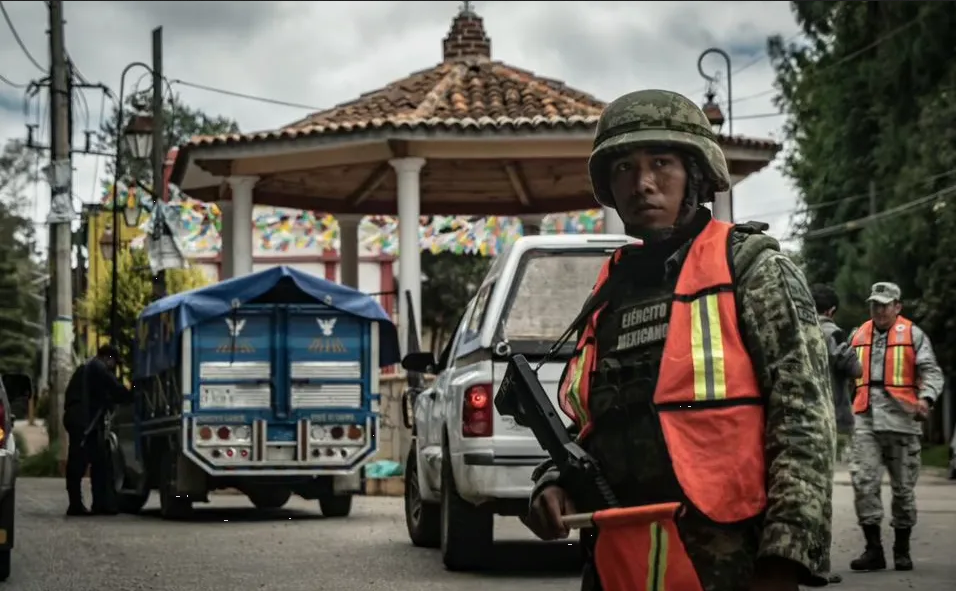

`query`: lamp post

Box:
[108,61,156,348]
[697,47,734,222]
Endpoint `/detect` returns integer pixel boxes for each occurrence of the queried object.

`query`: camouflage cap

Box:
[589,89,732,208]
[867,282,901,304]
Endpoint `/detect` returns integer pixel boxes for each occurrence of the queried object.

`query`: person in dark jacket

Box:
[811,284,863,584]
[62,344,132,516]
[812,284,863,458]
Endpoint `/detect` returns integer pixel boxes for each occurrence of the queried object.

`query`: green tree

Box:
[768,1,956,439]
[96,89,240,187]
[78,247,210,377]
[0,139,42,374]
[420,252,491,351]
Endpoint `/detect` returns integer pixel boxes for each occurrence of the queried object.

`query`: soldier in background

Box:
[848,282,943,572]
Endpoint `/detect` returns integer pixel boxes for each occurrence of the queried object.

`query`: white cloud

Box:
[0,0,803,250]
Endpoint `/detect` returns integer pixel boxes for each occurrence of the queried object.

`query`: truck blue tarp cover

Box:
[134,265,400,378]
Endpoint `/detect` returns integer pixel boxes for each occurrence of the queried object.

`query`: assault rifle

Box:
[494,353,619,512]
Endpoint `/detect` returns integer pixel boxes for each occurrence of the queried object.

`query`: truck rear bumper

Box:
[452,450,547,504]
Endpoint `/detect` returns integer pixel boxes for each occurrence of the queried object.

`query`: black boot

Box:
[893,528,913,571]
[65,482,89,517]
[850,524,887,571]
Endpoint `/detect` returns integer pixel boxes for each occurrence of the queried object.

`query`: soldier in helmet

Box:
[522,90,835,591]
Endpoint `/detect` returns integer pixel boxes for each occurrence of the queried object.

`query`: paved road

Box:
[8,477,956,590]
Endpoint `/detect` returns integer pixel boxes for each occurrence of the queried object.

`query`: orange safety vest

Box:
[851,317,918,413]
[558,218,767,526]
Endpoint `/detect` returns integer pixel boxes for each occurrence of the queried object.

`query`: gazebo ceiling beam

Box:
[503,161,534,208]
[347,162,391,207]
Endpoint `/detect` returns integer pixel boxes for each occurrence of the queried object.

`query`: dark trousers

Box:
[65,428,114,510]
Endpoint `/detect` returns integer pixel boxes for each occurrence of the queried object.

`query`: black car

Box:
[0,373,34,582]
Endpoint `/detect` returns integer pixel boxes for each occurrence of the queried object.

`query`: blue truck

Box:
[109,266,400,520]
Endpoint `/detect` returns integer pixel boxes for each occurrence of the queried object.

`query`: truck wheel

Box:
[318,494,353,518]
[248,489,291,510]
[0,550,9,582]
[159,451,192,520]
[112,445,150,514]
[405,447,440,548]
[440,452,492,571]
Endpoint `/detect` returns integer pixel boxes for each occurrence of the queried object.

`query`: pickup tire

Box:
[319,494,353,518]
[0,487,14,582]
[440,450,493,571]
[404,447,440,548]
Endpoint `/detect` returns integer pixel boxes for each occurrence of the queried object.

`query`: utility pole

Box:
[47,0,74,460]
[151,26,166,300]
[868,180,877,217]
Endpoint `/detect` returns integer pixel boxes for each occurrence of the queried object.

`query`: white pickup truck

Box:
[400,233,634,571]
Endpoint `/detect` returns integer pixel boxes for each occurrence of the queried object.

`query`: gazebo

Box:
[169,4,780,349]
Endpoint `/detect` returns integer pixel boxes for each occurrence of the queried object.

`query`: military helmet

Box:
[589,89,732,208]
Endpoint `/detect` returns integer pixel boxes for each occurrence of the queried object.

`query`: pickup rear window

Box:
[497,249,612,355]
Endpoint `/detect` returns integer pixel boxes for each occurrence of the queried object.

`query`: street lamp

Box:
[697,47,733,137]
[99,226,114,262]
[108,61,156,348]
[697,47,734,222]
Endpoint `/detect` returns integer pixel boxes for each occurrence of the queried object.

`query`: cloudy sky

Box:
[0,0,803,250]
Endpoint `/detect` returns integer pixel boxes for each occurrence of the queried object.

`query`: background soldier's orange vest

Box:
[851,317,918,413]
[558,219,767,525]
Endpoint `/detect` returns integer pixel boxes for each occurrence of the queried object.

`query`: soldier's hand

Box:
[915,399,931,421]
[522,485,576,541]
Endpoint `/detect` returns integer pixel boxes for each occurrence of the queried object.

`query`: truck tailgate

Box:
[491,359,572,460]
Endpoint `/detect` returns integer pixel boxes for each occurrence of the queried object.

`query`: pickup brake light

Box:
[462,384,493,438]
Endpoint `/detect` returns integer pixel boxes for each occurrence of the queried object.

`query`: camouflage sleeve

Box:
[737,249,836,583]
[913,325,944,403]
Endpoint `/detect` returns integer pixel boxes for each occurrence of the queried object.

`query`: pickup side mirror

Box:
[2,373,34,419]
[401,351,437,374]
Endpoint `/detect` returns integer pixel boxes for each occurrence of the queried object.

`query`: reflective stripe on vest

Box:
[557,219,767,525]
[851,317,918,413]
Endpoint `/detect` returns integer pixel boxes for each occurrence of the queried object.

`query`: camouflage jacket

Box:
[531,219,836,590]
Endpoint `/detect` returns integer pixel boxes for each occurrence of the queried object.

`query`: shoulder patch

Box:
[777,256,818,326]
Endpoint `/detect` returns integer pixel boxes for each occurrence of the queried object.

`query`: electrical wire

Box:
[0,71,24,88]
[0,0,45,72]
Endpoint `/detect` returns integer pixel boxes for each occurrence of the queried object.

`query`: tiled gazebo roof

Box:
[184,8,777,152]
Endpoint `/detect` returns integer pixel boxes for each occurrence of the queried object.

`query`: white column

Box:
[337,214,361,289]
[603,206,626,235]
[713,191,733,222]
[218,201,234,280]
[389,157,426,355]
[227,176,258,277]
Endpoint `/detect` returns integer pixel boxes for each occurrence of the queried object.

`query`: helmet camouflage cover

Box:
[589,89,732,207]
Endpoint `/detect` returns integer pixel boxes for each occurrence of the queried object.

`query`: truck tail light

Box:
[0,404,6,447]
[462,384,493,438]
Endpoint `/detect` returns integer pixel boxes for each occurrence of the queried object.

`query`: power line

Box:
[168,78,326,111]
[745,167,956,222]
[723,6,941,107]
[0,71,24,88]
[803,182,956,241]
[0,0,46,72]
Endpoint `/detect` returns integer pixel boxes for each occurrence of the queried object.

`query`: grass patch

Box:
[19,444,61,477]
[921,444,951,469]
